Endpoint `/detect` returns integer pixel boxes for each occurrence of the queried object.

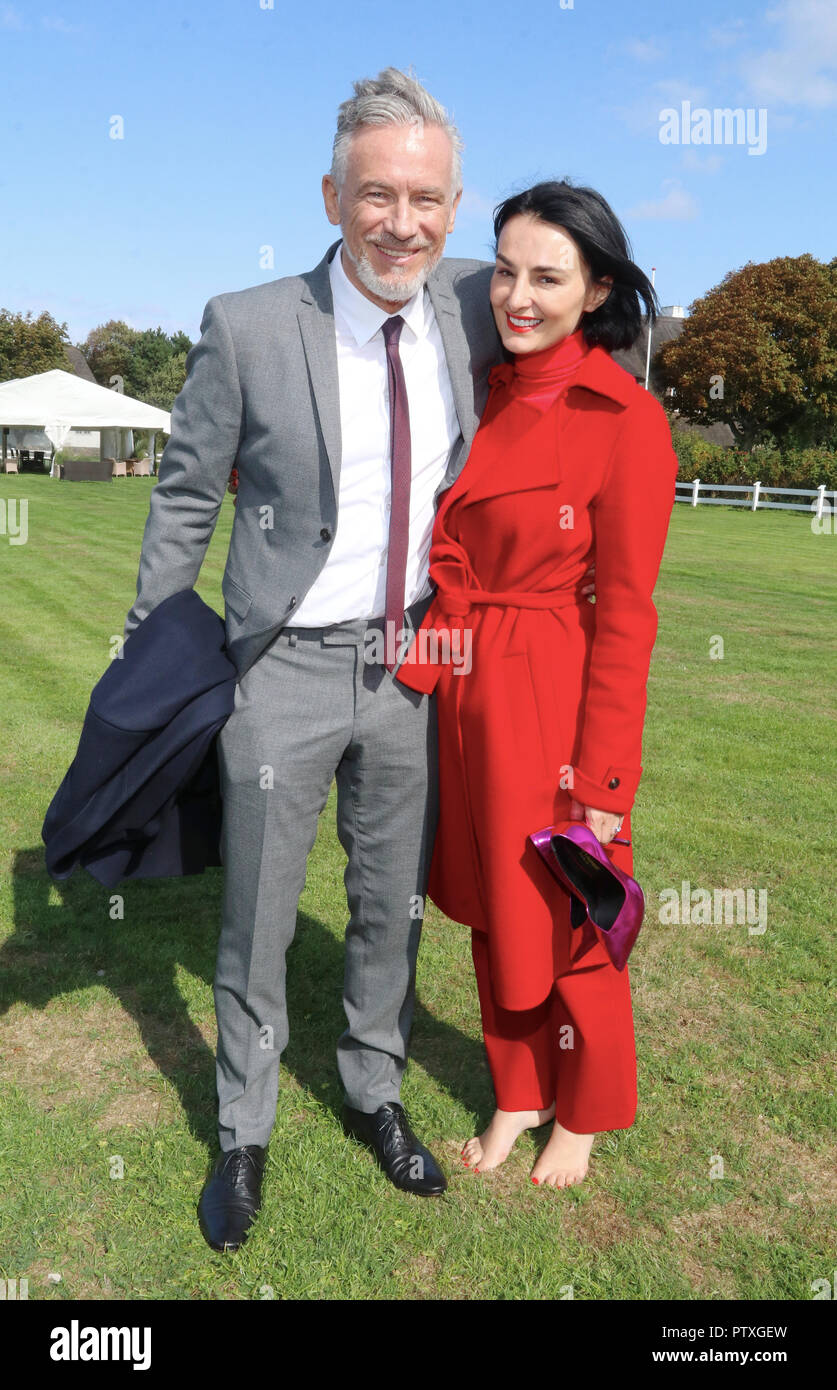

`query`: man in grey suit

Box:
[124,67,501,1251]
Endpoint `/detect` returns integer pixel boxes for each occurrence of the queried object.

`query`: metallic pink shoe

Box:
[528,821,645,970]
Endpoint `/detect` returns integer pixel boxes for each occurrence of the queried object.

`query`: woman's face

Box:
[490,214,612,354]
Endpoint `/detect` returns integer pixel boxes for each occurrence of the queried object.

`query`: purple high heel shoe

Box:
[528,821,645,971]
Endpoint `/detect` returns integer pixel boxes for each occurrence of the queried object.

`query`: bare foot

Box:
[530,1120,595,1188]
[461,1103,556,1172]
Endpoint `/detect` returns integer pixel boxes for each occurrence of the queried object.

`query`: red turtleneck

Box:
[491,326,590,411]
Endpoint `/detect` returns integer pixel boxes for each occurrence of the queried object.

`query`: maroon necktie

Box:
[381,315,411,671]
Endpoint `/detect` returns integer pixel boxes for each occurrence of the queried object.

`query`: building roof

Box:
[612,315,686,384]
[62,344,97,383]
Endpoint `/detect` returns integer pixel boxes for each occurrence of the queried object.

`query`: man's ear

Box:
[322,174,341,227]
[447,187,463,234]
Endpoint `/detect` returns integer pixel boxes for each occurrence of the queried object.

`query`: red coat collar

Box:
[438,344,640,514]
[569,344,638,405]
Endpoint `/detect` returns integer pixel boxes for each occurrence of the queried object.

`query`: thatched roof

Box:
[612,316,685,389]
[62,344,97,383]
[671,415,735,447]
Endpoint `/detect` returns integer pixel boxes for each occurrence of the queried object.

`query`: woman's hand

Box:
[581,561,595,600]
[569,797,623,845]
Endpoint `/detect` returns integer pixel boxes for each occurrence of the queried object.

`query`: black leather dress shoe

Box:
[197,1144,267,1252]
[343,1102,447,1196]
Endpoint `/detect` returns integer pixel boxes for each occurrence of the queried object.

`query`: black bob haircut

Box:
[492,180,659,352]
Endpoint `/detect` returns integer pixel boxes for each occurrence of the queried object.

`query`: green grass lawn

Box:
[1,475,835,1301]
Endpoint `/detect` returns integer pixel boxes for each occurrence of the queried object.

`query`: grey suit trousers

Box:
[213,595,438,1151]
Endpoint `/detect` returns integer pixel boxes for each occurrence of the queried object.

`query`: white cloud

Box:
[741,0,837,107]
[625,182,699,221]
[458,189,497,219]
[654,79,710,107]
[706,20,746,50]
[621,38,665,63]
[41,15,79,32]
[1,4,24,28]
[614,81,709,139]
[680,150,724,173]
[612,98,666,138]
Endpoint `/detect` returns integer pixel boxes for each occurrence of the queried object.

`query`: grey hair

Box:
[330,66,463,199]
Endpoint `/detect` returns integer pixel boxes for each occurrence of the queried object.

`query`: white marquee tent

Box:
[0,369,171,475]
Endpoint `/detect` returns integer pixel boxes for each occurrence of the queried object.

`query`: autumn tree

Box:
[81,320,138,392]
[656,255,837,449]
[0,308,71,380]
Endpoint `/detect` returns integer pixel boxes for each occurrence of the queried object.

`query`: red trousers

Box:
[470,924,638,1133]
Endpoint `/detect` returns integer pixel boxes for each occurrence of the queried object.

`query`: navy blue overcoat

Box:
[42,589,237,888]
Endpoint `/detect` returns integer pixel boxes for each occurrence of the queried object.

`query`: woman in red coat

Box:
[396,181,678,1189]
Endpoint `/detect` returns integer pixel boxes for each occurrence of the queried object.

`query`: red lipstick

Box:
[505,313,543,334]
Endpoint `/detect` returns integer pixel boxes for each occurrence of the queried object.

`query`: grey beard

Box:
[344,239,442,303]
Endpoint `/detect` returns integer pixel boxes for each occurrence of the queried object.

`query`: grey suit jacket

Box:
[125,239,501,677]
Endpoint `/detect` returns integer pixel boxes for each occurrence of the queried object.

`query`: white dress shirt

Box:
[286,242,460,627]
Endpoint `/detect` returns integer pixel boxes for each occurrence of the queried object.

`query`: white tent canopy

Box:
[0,369,171,473]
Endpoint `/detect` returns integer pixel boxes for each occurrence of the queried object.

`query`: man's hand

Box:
[581,561,595,600]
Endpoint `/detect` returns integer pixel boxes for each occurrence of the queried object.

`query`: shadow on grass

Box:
[3,848,491,1154]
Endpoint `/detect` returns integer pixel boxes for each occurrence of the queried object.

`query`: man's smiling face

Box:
[322,121,462,311]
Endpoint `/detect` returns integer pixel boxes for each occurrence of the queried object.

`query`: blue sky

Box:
[1,0,832,343]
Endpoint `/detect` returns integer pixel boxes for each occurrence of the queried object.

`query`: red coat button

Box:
[608,777,620,789]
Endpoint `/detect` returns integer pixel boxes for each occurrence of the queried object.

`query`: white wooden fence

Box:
[675,480,834,518]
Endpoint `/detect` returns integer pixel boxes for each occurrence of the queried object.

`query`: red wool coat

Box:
[396,342,678,1009]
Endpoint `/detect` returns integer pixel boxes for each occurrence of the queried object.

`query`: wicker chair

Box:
[112,460,127,478]
[61,458,114,481]
[130,457,152,477]
[3,457,19,473]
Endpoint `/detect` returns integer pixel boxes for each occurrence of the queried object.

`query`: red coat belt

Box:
[396,537,587,694]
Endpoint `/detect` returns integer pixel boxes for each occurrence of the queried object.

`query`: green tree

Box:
[143,350,188,411]
[656,254,837,449]
[0,308,71,380]
[131,327,177,399]
[169,330,193,357]
[79,321,193,401]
